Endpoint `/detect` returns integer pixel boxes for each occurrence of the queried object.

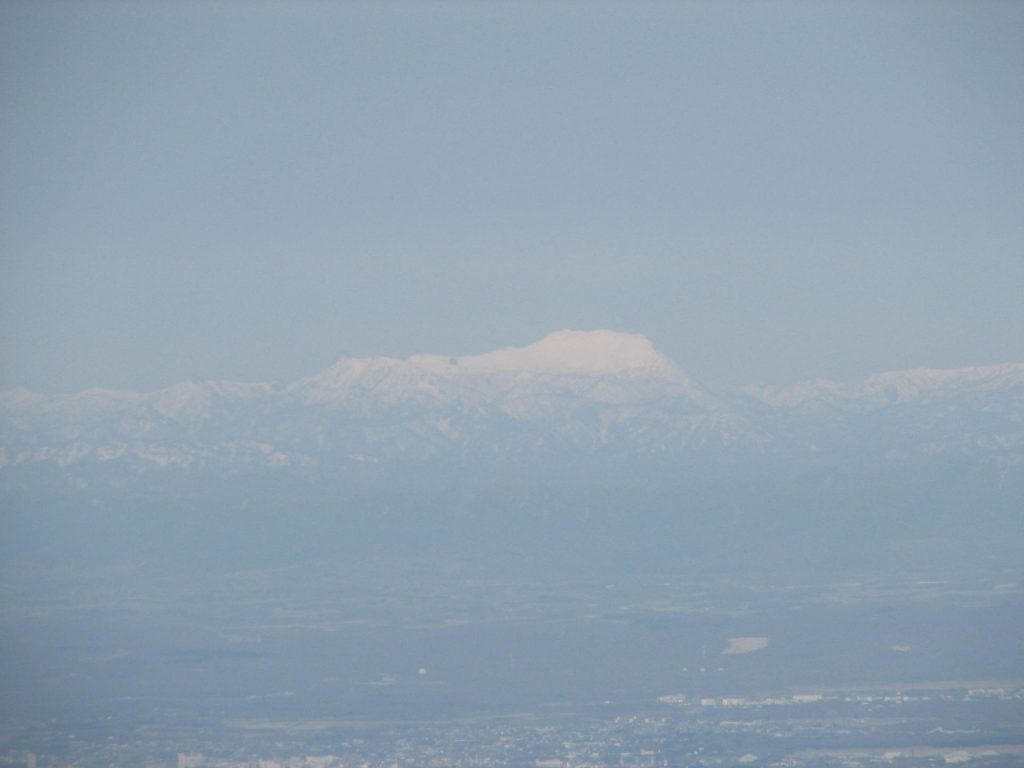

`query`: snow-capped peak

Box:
[443,330,679,376]
[293,330,695,407]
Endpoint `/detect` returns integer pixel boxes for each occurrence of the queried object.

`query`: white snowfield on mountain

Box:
[292,330,715,411]
[429,329,680,376]
[302,330,687,387]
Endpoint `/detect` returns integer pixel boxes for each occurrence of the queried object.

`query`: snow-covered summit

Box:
[416,329,680,377]
[300,330,686,393]
[294,330,702,409]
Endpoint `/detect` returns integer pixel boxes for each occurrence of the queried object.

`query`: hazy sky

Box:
[2,1,1022,392]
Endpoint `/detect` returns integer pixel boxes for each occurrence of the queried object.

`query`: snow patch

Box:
[722,637,768,655]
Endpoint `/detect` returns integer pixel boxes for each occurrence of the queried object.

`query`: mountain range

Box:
[2,330,1021,579]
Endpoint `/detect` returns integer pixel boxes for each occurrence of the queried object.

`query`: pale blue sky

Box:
[2,1,1022,392]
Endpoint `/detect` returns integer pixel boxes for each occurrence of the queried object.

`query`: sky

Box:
[1,0,1022,393]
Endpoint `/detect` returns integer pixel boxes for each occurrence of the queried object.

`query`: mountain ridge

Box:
[2,330,1021,580]
[1,330,1022,471]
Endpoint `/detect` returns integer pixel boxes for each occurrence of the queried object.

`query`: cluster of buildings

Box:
[658,685,1024,710]
[178,756,346,768]
[4,685,1022,768]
